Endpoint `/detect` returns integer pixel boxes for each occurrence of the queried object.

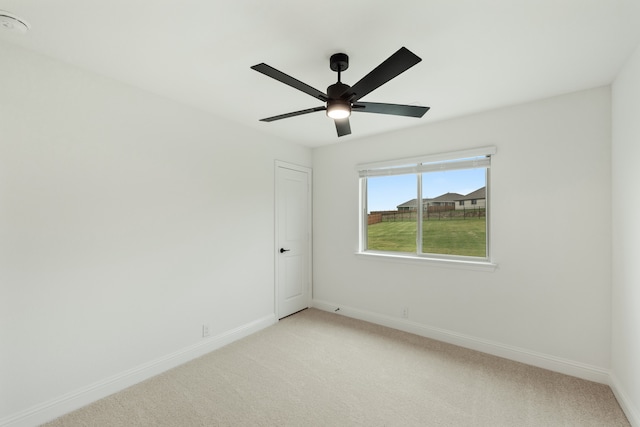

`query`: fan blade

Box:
[353,102,430,118]
[335,118,351,137]
[259,106,326,122]
[343,47,422,102]
[251,63,328,102]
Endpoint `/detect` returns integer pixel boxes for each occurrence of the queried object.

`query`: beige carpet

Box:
[44,308,629,426]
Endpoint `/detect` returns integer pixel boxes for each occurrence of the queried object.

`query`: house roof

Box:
[430,192,465,202]
[455,187,486,201]
[397,199,418,209]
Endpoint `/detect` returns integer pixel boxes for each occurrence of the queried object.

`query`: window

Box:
[358,146,495,264]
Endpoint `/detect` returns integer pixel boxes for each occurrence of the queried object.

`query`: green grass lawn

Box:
[367,218,486,257]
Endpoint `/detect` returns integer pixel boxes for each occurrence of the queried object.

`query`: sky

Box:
[367,168,486,212]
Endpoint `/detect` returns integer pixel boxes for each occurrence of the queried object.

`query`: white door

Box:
[275,162,311,319]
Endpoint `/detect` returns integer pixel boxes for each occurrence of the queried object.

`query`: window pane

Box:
[366,175,416,253]
[421,168,487,257]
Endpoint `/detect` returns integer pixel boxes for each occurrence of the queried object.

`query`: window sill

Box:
[355,251,497,272]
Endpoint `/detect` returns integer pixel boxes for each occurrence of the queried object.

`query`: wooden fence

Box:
[368,207,485,225]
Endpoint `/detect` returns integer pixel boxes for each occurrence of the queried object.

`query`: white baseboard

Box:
[0,314,277,427]
[312,299,610,384]
[610,374,640,426]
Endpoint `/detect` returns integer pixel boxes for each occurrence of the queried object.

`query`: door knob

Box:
[280,248,290,253]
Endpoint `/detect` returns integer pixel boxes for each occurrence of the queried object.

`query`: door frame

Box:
[274,160,312,319]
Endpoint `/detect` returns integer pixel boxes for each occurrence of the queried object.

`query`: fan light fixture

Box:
[326,101,351,119]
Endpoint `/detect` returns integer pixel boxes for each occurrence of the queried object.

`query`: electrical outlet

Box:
[202,324,210,338]
[402,307,409,318]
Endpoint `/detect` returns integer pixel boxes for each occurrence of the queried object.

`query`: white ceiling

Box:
[2,1,640,147]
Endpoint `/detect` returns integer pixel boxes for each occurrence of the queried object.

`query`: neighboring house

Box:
[397,199,418,211]
[396,192,464,211]
[454,187,486,210]
[428,192,465,207]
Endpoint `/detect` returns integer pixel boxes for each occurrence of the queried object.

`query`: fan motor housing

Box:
[327,82,350,101]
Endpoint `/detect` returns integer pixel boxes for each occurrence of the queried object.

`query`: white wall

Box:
[313,87,612,379]
[612,42,640,425]
[0,41,310,424]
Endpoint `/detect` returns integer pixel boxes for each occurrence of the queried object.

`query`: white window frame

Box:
[357,146,497,271]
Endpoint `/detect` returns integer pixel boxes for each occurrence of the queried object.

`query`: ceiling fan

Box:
[251,47,430,137]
